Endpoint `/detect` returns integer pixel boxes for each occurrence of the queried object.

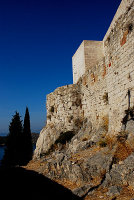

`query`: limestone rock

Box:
[126,120,134,134]
[107,186,122,197]
[34,124,61,158]
[31,1,134,199]
[73,184,92,197]
[103,153,134,190]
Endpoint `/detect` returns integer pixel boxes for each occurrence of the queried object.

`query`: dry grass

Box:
[84,185,134,200]
[54,178,81,190]
[101,115,109,132]
[91,170,106,186]
[24,159,46,171]
[84,187,109,200]
[70,146,101,163]
[117,186,134,200]
[114,142,133,162]
[105,135,117,150]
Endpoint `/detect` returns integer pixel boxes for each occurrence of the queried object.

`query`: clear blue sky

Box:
[0,0,121,135]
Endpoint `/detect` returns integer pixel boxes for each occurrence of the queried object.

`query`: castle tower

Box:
[72,40,104,84]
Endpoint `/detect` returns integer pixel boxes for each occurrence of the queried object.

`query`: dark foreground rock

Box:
[0,136,7,146]
[0,166,82,199]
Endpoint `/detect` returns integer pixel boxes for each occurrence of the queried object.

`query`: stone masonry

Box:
[104,0,134,133]
[46,84,83,132]
[34,0,134,157]
[72,41,104,84]
[73,0,134,133]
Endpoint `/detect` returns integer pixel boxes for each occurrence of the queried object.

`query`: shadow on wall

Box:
[0,167,82,200]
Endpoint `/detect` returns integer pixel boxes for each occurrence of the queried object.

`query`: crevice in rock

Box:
[81,156,114,199]
[77,163,87,182]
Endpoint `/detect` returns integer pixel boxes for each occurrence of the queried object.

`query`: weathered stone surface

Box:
[107,186,122,197]
[72,40,104,84]
[103,152,134,190]
[34,0,134,158]
[34,124,60,158]
[73,184,92,197]
[126,120,134,133]
[31,1,134,199]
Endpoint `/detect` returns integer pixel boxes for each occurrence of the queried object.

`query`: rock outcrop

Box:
[28,0,134,199]
[27,117,134,199]
[34,0,134,159]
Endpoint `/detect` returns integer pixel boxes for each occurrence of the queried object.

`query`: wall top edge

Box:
[72,40,103,59]
[46,84,78,97]
[103,0,134,42]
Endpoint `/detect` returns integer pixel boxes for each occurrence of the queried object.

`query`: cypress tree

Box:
[2,112,23,167]
[23,107,33,165]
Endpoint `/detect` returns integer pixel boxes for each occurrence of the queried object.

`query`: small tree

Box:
[2,112,23,167]
[23,107,33,165]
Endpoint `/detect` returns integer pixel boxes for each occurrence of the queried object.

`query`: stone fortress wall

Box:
[46,0,134,134]
[72,41,104,84]
[35,0,134,156]
[46,84,83,132]
[104,0,134,133]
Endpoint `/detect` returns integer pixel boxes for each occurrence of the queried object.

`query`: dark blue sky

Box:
[0,0,121,134]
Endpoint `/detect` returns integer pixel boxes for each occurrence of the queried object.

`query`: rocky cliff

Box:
[27,0,134,199]
[27,116,134,199]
